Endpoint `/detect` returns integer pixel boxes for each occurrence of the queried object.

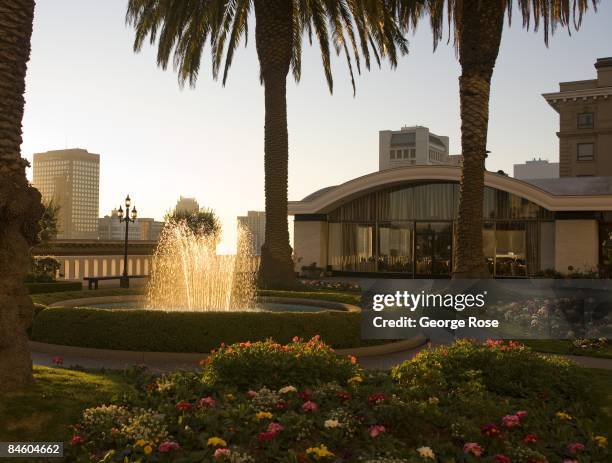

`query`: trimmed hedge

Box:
[30,308,363,353]
[26,281,83,294]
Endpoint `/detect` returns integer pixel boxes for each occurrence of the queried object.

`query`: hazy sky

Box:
[22,1,611,252]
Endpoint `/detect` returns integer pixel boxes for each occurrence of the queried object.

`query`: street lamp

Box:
[117,194,137,288]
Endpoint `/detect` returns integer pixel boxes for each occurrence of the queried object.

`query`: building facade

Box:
[175,196,200,213]
[98,210,164,241]
[32,148,100,239]
[379,126,450,170]
[290,166,612,278]
[543,57,612,177]
[513,159,559,180]
[237,211,266,256]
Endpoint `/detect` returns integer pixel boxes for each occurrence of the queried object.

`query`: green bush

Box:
[30,308,363,352]
[26,281,83,294]
[202,337,360,390]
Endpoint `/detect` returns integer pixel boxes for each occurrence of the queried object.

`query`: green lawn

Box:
[0,366,134,442]
[585,368,612,432]
[30,287,144,306]
[522,339,612,359]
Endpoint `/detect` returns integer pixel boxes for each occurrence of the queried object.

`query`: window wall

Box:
[326,182,554,276]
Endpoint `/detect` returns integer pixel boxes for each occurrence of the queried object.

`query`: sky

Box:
[22,1,612,252]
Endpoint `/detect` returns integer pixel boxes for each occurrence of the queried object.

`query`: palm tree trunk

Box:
[453,0,505,279]
[0,0,44,391]
[254,0,297,289]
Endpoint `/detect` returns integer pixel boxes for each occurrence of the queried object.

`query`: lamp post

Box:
[117,195,137,288]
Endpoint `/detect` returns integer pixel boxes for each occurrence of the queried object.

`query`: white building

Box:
[32,148,100,239]
[514,158,559,180]
[237,211,265,256]
[98,209,141,241]
[379,126,450,170]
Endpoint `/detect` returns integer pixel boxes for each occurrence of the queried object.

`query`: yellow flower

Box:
[324,419,340,429]
[278,385,297,394]
[594,435,608,448]
[135,439,146,447]
[556,411,572,421]
[427,397,439,405]
[417,446,436,459]
[225,393,235,402]
[306,444,335,460]
[348,376,362,384]
[207,437,228,447]
[143,445,153,455]
[255,411,273,421]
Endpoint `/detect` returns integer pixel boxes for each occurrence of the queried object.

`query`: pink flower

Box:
[267,422,284,434]
[246,390,258,398]
[70,435,84,445]
[515,410,527,419]
[198,396,216,408]
[258,431,277,442]
[52,356,63,366]
[175,401,192,411]
[302,401,319,412]
[493,455,511,463]
[463,442,484,457]
[368,424,386,438]
[567,443,585,454]
[214,448,231,459]
[159,441,180,453]
[501,414,520,428]
[563,460,578,463]
[275,400,287,410]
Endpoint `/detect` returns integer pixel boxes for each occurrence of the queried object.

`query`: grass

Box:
[584,368,612,432]
[522,339,612,359]
[30,287,144,306]
[0,366,134,442]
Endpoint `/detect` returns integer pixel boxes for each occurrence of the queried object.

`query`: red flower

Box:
[175,401,192,411]
[368,393,386,404]
[493,454,511,463]
[368,424,386,438]
[567,443,585,454]
[481,423,501,438]
[347,355,357,364]
[515,411,527,420]
[275,400,287,410]
[70,436,84,446]
[258,431,277,442]
[267,422,284,434]
[336,391,351,402]
[52,356,63,366]
[523,434,537,444]
[299,389,313,401]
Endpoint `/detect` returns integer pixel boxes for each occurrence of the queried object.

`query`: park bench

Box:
[83,275,149,290]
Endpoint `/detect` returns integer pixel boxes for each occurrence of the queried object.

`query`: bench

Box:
[83,275,149,290]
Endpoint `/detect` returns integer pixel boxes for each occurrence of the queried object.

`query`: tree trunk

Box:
[253,0,297,289]
[453,0,505,279]
[0,0,44,392]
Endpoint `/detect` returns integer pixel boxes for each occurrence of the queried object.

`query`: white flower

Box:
[278,386,297,394]
[427,397,439,405]
[416,446,435,459]
[324,419,341,429]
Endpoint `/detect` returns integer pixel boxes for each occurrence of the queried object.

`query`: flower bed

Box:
[67,339,609,462]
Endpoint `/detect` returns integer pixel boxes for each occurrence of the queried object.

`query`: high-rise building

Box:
[32,148,100,239]
[174,196,199,213]
[513,158,559,180]
[379,125,450,170]
[138,217,165,241]
[237,211,265,256]
[98,210,165,241]
[543,57,612,177]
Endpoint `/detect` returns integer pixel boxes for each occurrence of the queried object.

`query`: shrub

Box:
[202,337,360,390]
[30,308,364,352]
[392,340,595,410]
[25,281,83,294]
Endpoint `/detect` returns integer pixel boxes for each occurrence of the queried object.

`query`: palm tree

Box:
[126,0,406,289]
[0,0,44,392]
[392,0,599,277]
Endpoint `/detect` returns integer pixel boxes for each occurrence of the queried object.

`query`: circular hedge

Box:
[30,307,364,353]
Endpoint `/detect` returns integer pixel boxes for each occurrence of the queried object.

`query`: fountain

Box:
[145,222,257,311]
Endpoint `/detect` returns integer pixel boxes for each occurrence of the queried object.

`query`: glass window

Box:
[495,222,527,277]
[577,112,594,129]
[342,223,376,272]
[577,143,595,161]
[413,184,456,220]
[378,187,413,221]
[378,222,413,273]
[390,150,396,160]
[483,222,495,275]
